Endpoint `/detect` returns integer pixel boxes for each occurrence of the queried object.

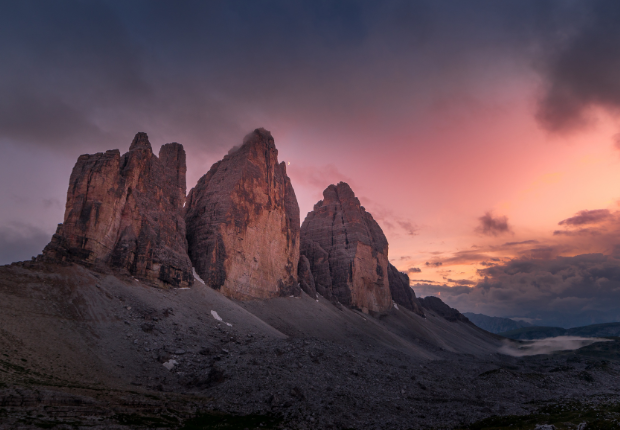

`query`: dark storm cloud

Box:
[0,1,149,150]
[535,2,620,133]
[447,278,476,286]
[409,207,620,327]
[476,212,511,236]
[0,0,591,156]
[558,209,612,226]
[418,253,620,327]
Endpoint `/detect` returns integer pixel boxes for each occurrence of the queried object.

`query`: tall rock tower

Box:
[184,128,300,299]
[43,132,193,288]
[300,182,392,314]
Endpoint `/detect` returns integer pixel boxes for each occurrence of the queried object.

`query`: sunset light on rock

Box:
[2,2,620,428]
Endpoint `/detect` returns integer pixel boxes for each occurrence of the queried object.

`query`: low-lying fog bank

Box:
[500,336,613,357]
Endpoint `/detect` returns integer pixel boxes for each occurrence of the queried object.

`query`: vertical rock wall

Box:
[43,133,193,288]
[184,128,300,300]
[300,182,392,314]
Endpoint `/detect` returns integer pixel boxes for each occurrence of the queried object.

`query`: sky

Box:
[3,0,620,327]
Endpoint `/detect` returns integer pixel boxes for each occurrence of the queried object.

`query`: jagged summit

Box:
[300,181,392,314]
[40,128,428,317]
[42,132,193,288]
[242,127,273,145]
[129,131,152,151]
[184,128,300,300]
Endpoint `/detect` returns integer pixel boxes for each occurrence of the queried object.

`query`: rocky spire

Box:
[129,132,152,151]
[43,132,193,288]
[300,182,392,314]
[184,128,301,299]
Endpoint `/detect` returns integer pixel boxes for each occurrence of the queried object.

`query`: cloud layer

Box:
[415,207,620,327]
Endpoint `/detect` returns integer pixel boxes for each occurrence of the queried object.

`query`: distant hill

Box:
[463,312,532,334]
[499,322,620,340]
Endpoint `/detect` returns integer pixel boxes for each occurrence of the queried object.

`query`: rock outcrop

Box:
[418,296,470,323]
[184,128,300,300]
[298,255,317,297]
[43,132,193,288]
[387,263,425,316]
[300,182,392,314]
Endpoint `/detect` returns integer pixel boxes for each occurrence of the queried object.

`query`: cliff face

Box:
[298,255,317,297]
[43,133,193,288]
[300,182,392,314]
[184,128,300,300]
[387,263,425,316]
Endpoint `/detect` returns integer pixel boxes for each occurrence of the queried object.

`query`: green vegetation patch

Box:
[460,401,620,429]
[181,412,283,430]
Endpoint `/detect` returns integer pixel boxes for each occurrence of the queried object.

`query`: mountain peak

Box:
[129,132,152,151]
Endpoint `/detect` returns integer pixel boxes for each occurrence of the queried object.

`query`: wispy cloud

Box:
[558,209,612,227]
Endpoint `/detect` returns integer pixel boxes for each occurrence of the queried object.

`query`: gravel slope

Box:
[1,261,619,429]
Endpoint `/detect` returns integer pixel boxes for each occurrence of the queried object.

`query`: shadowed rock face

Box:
[300,182,392,314]
[298,255,317,297]
[43,132,193,288]
[419,296,470,323]
[184,128,300,300]
[387,263,425,316]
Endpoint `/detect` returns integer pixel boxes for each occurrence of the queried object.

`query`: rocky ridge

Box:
[42,132,193,288]
[388,262,425,316]
[419,296,471,323]
[41,128,453,318]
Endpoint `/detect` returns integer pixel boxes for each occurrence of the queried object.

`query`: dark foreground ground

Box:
[1,262,619,429]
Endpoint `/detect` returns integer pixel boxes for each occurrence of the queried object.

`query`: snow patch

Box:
[393,302,399,310]
[162,359,178,370]
[211,310,233,327]
[193,268,205,285]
